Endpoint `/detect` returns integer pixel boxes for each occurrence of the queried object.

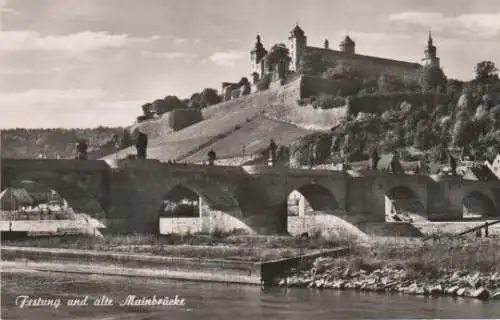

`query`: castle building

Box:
[251,25,440,81]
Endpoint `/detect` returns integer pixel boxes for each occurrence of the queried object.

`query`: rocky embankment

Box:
[281,257,500,301]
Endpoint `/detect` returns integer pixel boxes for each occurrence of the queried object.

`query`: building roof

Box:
[376,154,404,173]
[290,24,305,37]
[463,165,498,181]
[341,35,355,46]
[305,46,422,69]
[0,188,35,210]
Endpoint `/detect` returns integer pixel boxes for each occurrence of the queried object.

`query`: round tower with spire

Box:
[250,34,268,78]
[339,35,355,55]
[422,31,440,67]
[288,24,307,72]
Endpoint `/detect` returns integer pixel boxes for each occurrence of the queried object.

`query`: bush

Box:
[312,94,346,110]
[257,73,272,91]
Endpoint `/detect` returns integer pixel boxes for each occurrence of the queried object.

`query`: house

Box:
[463,164,498,181]
[0,188,35,211]
[486,153,500,179]
[375,153,404,173]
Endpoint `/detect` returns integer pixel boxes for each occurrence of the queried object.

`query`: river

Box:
[1,270,499,319]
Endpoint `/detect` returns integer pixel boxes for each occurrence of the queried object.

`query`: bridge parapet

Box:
[2,159,111,172]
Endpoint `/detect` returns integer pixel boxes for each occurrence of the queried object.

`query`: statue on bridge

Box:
[136,131,148,159]
[370,147,380,171]
[276,145,290,166]
[75,139,88,160]
[269,139,278,166]
[309,139,318,169]
[390,152,400,173]
[448,151,457,175]
[207,149,216,165]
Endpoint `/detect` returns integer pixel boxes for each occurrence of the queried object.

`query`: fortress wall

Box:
[307,47,421,80]
[131,109,203,139]
[350,93,450,115]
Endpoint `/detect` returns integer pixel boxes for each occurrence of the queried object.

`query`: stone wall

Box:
[159,217,201,234]
[306,47,421,80]
[287,214,368,239]
[168,109,204,131]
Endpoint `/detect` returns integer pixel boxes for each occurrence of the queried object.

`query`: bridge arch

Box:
[159,177,253,234]
[461,190,498,219]
[286,182,365,238]
[384,185,427,222]
[9,174,106,220]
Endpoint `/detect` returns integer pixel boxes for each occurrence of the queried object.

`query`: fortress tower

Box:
[250,34,267,78]
[421,31,440,67]
[288,24,307,72]
[339,35,355,55]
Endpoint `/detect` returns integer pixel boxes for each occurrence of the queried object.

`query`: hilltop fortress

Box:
[250,24,440,82]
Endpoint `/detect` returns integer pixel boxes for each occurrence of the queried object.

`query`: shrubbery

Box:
[257,73,273,91]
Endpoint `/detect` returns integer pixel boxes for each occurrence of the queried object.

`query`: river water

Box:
[1,270,500,319]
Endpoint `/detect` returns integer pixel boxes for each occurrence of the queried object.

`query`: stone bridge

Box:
[2,159,499,234]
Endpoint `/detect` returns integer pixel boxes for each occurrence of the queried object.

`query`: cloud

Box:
[388,11,500,39]
[209,50,245,67]
[0,31,159,53]
[0,88,106,105]
[174,38,187,44]
[0,7,18,14]
[0,88,146,128]
[333,30,411,42]
[0,65,75,76]
[140,50,198,65]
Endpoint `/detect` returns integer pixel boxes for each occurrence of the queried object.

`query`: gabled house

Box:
[485,153,500,179]
[463,164,498,181]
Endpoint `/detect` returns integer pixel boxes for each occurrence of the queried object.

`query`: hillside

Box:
[102,72,500,166]
[101,77,339,162]
[1,127,124,159]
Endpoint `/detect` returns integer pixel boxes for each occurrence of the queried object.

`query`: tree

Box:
[418,65,447,92]
[188,93,202,108]
[323,60,364,96]
[141,103,154,118]
[120,130,133,148]
[474,61,499,83]
[377,72,405,93]
[452,111,474,146]
[151,99,169,116]
[149,95,186,115]
[200,88,222,107]
[264,43,291,70]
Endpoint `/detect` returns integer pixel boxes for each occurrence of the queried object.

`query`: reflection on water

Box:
[1,270,499,319]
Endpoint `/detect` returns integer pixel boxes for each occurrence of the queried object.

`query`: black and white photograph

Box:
[1,0,500,319]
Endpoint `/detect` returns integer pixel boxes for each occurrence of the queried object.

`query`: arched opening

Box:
[462,191,497,220]
[385,186,426,222]
[1,179,106,235]
[159,183,252,235]
[286,183,365,238]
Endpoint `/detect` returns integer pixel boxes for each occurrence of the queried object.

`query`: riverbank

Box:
[2,232,500,301]
[0,232,349,261]
[0,245,348,285]
[284,236,500,301]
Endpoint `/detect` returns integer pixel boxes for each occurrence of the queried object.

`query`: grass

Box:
[3,228,498,272]
[335,235,500,280]
[0,230,350,261]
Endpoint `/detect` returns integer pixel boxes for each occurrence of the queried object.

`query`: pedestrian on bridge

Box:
[75,139,88,160]
[136,131,148,159]
[269,139,278,166]
[208,149,216,166]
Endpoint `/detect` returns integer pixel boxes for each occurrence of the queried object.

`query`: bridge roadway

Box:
[1,158,499,234]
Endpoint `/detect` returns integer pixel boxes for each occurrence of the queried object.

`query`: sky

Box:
[0,0,500,129]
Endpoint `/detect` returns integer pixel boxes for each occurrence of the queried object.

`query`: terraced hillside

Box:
[101,77,345,163]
